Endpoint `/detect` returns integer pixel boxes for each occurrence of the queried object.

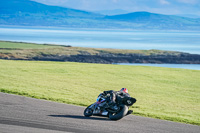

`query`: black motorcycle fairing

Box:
[124,97,137,106]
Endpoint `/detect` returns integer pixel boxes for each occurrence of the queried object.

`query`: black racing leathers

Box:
[103,90,131,104]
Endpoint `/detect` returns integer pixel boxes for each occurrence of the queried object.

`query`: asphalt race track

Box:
[0,92,199,133]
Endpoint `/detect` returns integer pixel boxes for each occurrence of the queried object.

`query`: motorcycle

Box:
[84,93,136,120]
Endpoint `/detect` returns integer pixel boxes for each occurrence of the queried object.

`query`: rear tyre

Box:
[109,105,128,120]
[84,105,93,117]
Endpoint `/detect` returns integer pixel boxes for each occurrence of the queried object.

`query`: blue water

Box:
[116,63,200,70]
[0,26,200,70]
[0,26,200,54]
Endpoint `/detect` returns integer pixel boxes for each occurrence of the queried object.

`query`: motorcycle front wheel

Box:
[109,105,128,120]
[84,104,93,117]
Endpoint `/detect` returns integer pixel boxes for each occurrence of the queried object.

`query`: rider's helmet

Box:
[120,88,128,93]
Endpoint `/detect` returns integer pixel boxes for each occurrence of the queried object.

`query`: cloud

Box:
[32,0,69,5]
[112,0,119,3]
[160,0,170,5]
[176,0,198,4]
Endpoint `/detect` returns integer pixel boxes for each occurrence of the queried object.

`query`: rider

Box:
[101,88,136,115]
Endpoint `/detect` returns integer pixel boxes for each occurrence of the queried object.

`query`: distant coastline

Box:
[1,0,200,31]
[0,41,200,64]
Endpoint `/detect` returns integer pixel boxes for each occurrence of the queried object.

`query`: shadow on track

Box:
[48,115,110,121]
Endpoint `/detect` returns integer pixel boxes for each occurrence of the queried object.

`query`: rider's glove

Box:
[103,91,107,95]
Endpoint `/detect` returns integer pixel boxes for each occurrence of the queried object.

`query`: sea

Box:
[0,26,200,70]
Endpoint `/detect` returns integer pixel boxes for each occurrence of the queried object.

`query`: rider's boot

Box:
[126,110,133,115]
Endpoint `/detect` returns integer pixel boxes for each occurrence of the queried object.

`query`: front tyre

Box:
[109,105,128,120]
[84,104,93,117]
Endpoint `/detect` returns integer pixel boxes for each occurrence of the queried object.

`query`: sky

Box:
[32,0,200,16]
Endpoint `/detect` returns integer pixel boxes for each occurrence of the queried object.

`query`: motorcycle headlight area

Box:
[126,100,133,106]
[125,98,136,106]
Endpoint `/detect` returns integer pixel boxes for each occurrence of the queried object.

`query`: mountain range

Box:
[0,0,200,30]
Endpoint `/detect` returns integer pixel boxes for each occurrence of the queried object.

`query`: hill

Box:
[0,0,103,18]
[0,0,104,27]
[105,12,200,30]
[0,0,200,30]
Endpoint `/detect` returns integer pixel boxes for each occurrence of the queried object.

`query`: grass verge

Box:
[0,59,199,125]
[0,40,183,57]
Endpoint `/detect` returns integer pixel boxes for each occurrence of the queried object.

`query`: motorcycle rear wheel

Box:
[109,105,128,120]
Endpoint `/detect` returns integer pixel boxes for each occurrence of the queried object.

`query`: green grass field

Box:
[0,41,182,58]
[0,41,62,49]
[0,59,199,125]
